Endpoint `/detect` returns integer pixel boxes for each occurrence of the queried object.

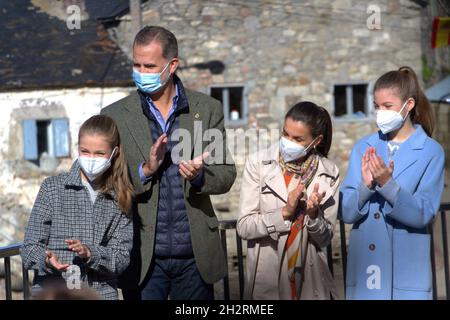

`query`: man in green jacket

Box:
[101,26,236,300]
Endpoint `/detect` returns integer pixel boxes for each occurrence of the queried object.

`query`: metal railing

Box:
[431,202,450,299]
[0,244,30,300]
[218,202,450,300]
[1,202,449,300]
[218,220,245,300]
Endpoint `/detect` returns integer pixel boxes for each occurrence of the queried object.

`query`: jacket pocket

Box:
[205,215,219,230]
[393,232,432,291]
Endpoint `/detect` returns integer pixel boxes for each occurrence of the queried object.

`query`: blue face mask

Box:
[132,61,171,94]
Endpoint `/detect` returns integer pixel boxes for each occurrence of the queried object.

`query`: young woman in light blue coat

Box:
[340,66,445,300]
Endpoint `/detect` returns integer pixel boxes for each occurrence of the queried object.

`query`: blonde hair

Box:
[78,115,134,213]
[374,66,434,137]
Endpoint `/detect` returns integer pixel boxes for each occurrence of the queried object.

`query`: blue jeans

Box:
[123,257,214,300]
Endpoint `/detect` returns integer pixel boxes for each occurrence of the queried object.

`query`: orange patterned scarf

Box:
[280,152,319,299]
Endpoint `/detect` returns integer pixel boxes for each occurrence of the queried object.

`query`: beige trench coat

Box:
[237,144,341,300]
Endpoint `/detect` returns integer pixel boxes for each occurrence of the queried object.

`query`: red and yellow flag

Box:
[432,17,450,48]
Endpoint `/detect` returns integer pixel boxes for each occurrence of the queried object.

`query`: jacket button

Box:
[369,244,376,251]
[374,212,380,219]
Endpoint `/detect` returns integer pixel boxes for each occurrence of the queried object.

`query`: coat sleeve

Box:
[126,158,154,196]
[236,155,291,241]
[340,142,374,224]
[85,213,133,275]
[377,146,445,229]
[20,179,55,276]
[306,175,341,248]
[193,98,237,195]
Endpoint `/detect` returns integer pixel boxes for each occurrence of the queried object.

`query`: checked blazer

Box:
[21,161,133,300]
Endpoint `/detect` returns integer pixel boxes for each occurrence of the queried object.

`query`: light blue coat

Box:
[340,125,445,300]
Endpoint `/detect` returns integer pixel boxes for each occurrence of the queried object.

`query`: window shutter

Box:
[22,120,38,160]
[52,119,70,157]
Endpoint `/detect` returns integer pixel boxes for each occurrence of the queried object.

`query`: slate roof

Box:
[0,0,133,91]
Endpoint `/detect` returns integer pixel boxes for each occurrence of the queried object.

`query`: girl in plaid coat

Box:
[21,115,134,300]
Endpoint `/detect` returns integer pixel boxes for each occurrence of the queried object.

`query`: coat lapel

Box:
[178,100,197,157]
[123,92,153,159]
[391,142,417,179]
[391,126,426,179]
[261,144,288,204]
[263,162,289,204]
[366,126,426,179]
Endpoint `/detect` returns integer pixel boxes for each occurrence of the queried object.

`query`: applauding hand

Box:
[179,151,210,181]
[366,147,394,187]
[45,250,70,272]
[282,183,305,220]
[305,183,326,219]
[65,239,91,260]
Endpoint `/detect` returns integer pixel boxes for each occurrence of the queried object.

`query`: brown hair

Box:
[133,26,178,60]
[285,101,333,157]
[373,66,434,136]
[78,115,134,213]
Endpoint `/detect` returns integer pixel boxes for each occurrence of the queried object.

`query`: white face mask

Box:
[376,100,410,134]
[279,136,316,162]
[79,147,118,181]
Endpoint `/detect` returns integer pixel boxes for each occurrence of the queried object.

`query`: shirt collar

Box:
[137,74,189,116]
[146,83,179,110]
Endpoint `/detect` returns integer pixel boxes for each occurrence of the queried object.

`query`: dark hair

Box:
[133,26,178,59]
[285,101,333,157]
[373,66,434,136]
[78,115,134,213]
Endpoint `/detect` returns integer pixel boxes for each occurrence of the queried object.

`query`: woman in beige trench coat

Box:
[237,101,341,300]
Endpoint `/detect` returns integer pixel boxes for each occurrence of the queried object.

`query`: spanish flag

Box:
[432,17,450,48]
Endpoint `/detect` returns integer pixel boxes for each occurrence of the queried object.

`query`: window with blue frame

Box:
[22,118,70,161]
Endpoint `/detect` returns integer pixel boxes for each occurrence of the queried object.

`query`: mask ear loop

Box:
[305,136,318,153]
[109,146,119,161]
[160,60,172,85]
[161,61,171,74]
[400,98,413,121]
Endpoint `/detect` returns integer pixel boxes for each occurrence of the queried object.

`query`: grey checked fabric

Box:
[21,161,133,300]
